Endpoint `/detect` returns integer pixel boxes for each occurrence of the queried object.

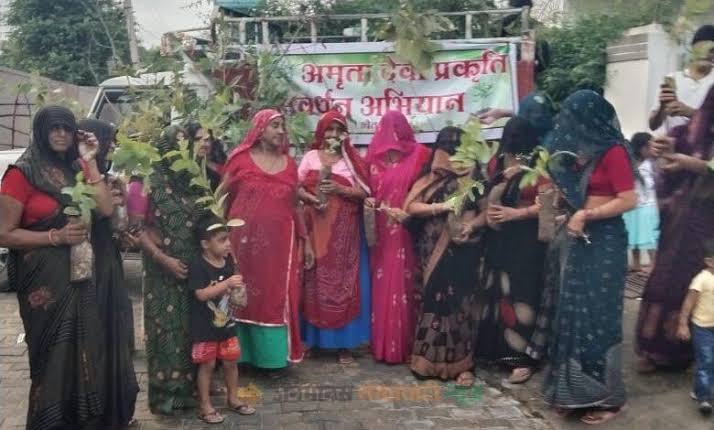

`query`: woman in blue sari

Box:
[541,90,637,425]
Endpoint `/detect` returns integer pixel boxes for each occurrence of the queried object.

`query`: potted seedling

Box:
[110,131,162,233]
[61,172,97,282]
[519,146,576,241]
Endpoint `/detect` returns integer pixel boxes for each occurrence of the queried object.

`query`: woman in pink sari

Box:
[366,110,431,364]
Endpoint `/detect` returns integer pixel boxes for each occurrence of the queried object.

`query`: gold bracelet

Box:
[48,229,59,247]
[86,174,105,185]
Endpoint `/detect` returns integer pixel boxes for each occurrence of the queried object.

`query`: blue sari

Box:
[540,90,633,409]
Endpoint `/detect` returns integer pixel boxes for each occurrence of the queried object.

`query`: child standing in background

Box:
[677,244,714,415]
[189,214,255,424]
[623,132,659,272]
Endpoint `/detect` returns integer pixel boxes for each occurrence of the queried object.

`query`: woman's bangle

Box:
[86,174,105,185]
[48,229,60,246]
[151,248,162,262]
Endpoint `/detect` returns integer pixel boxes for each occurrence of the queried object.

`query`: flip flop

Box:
[507,367,533,384]
[198,410,225,424]
[228,402,256,415]
[338,350,354,364]
[455,371,475,388]
[580,406,627,425]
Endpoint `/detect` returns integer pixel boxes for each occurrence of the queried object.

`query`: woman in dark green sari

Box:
[0,106,114,429]
[129,122,211,414]
[541,90,637,425]
[79,119,139,429]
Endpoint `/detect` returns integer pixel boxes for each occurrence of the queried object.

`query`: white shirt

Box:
[651,69,714,133]
[635,159,657,208]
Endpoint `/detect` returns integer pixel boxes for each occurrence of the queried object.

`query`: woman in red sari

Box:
[366,110,431,364]
[222,109,313,371]
[298,110,372,364]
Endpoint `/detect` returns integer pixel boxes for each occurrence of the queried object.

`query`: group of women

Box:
[3,81,714,428]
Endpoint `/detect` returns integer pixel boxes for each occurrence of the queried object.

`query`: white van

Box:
[0,149,25,291]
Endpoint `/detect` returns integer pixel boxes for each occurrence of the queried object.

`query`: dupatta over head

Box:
[545,90,629,210]
[311,109,370,193]
[366,110,430,204]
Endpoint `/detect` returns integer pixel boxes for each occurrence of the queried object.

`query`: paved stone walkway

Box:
[0,286,552,430]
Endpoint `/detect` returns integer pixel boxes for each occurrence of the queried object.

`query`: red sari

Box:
[223,109,303,363]
[300,111,371,329]
[367,111,431,363]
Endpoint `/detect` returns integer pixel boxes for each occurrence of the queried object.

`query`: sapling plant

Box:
[443,119,497,215]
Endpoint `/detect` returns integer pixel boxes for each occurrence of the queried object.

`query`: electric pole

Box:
[124,0,141,66]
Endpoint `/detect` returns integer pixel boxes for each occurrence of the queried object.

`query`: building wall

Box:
[0,68,97,150]
[604,24,682,138]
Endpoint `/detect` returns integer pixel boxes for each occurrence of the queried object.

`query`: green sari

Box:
[143,126,203,414]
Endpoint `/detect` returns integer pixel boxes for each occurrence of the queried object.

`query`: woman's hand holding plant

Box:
[488,204,523,224]
[57,221,88,246]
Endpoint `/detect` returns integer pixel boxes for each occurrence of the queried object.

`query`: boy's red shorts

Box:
[191,336,240,364]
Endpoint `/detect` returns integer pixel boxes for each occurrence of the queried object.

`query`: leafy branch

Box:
[61,172,97,224]
[377,0,455,74]
[518,146,577,189]
[443,119,496,215]
[110,131,162,190]
[162,137,244,228]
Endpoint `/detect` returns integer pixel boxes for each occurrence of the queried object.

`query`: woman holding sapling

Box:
[540,90,636,425]
[298,110,372,364]
[0,106,114,429]
[475,116,549,384]
[127,121,212,414]
[223,109,313,372]
[406,126,486,386]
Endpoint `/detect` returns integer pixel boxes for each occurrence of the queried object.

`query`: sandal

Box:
[338,349,354,365]
[636,358,657,374]
[580,406,626,425]
[507,367,533,384]
[553,407,575,418]
[228,401,256,416]
[198,410,225,424]
[455,371,476,388]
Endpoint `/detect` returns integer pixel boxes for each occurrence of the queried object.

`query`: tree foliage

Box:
[537,0,712,105]
[0,0,131,85]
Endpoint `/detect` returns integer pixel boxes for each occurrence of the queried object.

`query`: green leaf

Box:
[64,207,80,216]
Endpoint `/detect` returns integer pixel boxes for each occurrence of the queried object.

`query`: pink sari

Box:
[367,111,431,363]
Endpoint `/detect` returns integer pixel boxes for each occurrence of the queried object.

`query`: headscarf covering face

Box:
[366,110,429,205]
[546,90,628,209]
[78,118,117,174]
[312,110,371,193]
[425,126,464,174]
[11,105,79,206]
[366,110,418,163]
[518,92,554,141]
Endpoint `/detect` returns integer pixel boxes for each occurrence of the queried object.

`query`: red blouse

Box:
[0,168,59,226]
[586,145,635,196]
